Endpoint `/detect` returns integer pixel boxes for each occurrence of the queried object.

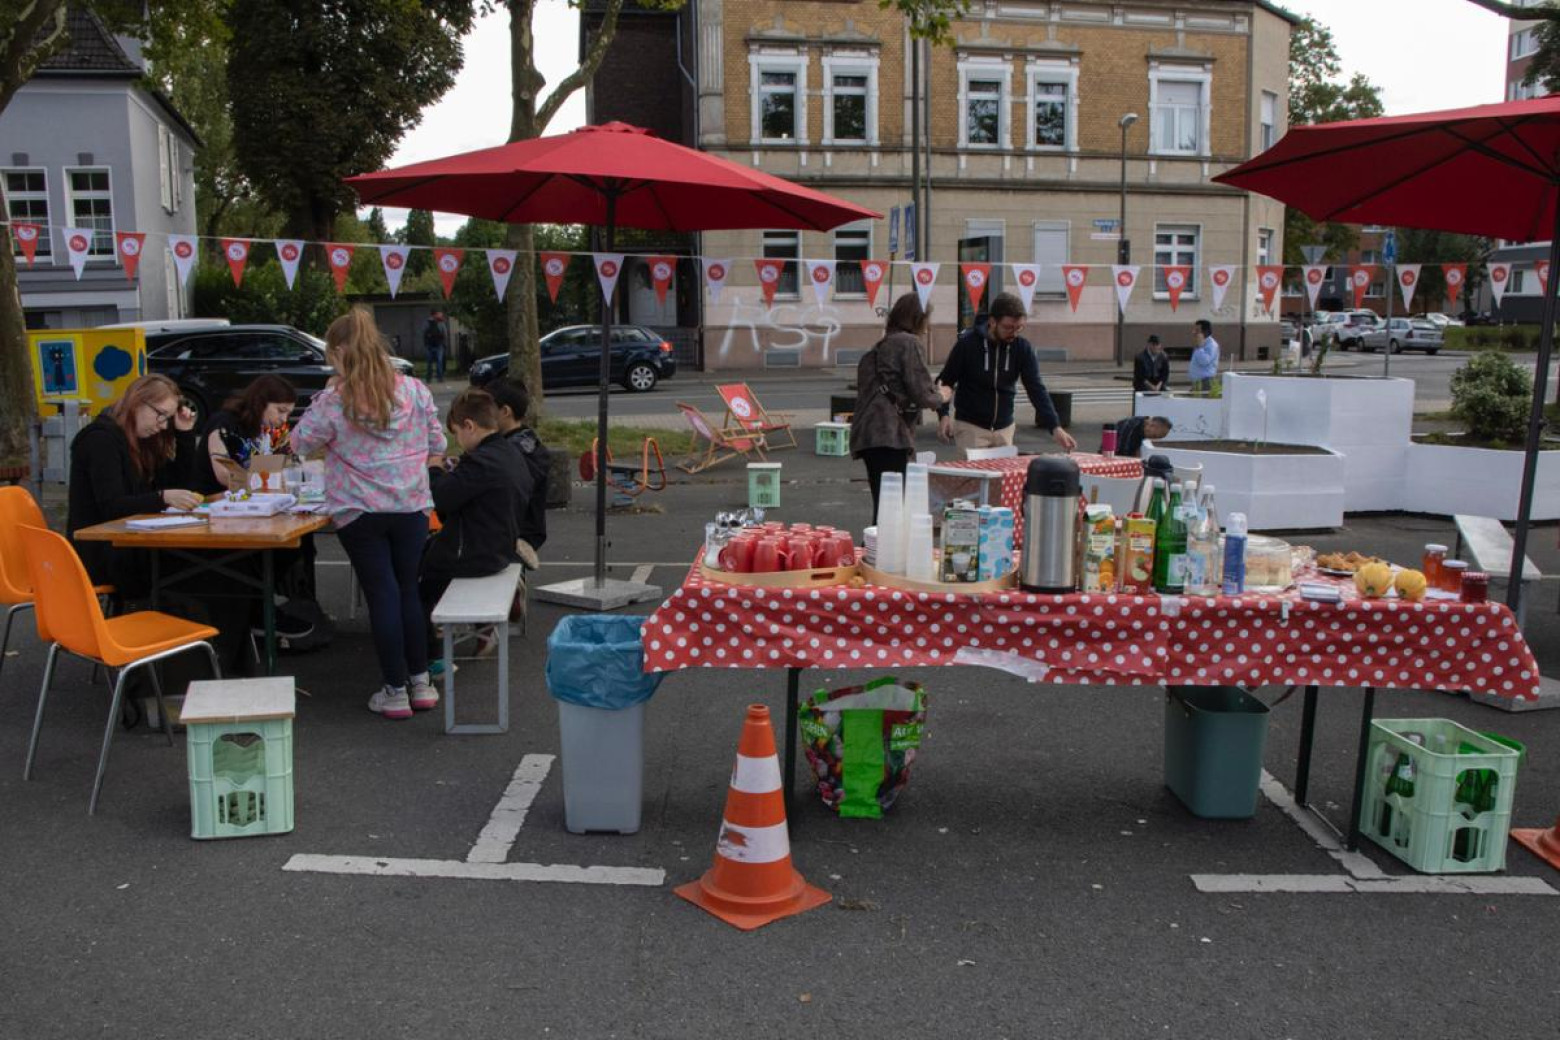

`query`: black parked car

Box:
[142,322,415,424]
[467,324,677,393]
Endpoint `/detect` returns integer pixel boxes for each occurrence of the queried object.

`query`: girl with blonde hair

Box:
[293,307,446,720]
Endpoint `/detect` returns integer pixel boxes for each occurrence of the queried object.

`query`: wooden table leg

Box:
[1345,686,1377,852]
[1294,685,1319,805]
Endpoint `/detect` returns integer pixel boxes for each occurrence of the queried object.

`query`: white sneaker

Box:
[368,685,413,720]
[409,675,439,712]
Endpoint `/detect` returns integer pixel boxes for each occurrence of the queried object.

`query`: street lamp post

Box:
[1115,112,1139,368]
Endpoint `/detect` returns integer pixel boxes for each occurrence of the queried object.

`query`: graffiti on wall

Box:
[715,294,843,363]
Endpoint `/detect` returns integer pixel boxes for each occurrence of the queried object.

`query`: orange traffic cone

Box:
[1512,817,1560,871]
[675,704,830,931]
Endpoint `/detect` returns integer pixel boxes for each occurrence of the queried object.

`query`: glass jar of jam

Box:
[1461,571,1490,603]
[1422,543,1447,589]
[1441,560,1468,595]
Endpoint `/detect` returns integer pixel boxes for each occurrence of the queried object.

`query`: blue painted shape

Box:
[94,344,133,381]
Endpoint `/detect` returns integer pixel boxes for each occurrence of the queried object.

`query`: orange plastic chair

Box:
[19,525,221,815]
[0,487,113,686]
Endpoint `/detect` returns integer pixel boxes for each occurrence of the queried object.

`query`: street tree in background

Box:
[1282,17,1384,268]
[1397,229,1490,315]
[227,1,478,242]
[403,208,437,276]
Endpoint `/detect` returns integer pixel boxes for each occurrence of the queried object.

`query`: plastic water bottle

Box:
[1221,512,1248,595]
[1185,485,1221,596]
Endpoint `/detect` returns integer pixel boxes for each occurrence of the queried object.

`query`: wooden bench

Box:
[1453,515,1542,623]
[431,563,524,735]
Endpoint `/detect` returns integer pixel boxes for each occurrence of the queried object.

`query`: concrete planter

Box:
[1403,443,1560,521]
[1135,392,1224,440]
[1146,440,1346,531]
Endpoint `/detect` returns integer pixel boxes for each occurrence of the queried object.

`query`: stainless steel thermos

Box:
[1020,455,1081,593]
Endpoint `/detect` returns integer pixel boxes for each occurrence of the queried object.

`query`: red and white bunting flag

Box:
[754,258,787,306]
[1302,264,1327,311]
[1349,265,1376,309]
[1256,265,1283,315]
[433,247,464,298]
[221,238,251,287]
[169,234,198,287]
[1010,263,1041,312]
[11,222,42,266]
[910,262,939,310]
[1396,263,1422,312]
[703,258,734,306]
[649,255,677,305]
[275,240,304,289]
[379,244,410,298]
[325,242,356,293]
[1111,265,1140,315]
[1538,260,1550,297]
[63,226,94,280]
[1442,263,1467,305]
[593,253,625,301]
[539,251,569,303]
[1207,264,1236,312]
[114,231,146,281]
[1487,262,1511,306]
[1163,265,1191,311]
[487,249,517,300]
[1062,265,1088,312]
[805,259,836,307]
[859,259,888,308]
[961,262,992,313]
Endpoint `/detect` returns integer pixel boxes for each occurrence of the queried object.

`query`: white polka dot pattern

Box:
[944,453,1143,547]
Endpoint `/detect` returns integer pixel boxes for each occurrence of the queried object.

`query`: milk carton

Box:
[977,505,1015,581]
[940,500,981,582]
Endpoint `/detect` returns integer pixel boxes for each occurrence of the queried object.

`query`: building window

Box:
[833,224,871,297]
[1513,27,1540,61]
[1153,225,1200,297]
[65,167,114,258]
[1149,69,1210,156]
[822,57,878,145]
[1260,91,1278,151]
[158,124,182,213]
[3,168,51,260]
[958,59,1011,149]
[762,230,800,298]
[1032,221,1070,296]
[761,71,798,140]
[1257,228,1274,267]
[750,54,808,144]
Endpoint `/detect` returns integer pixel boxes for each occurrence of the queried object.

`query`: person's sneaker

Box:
[254,614,315,641]
[368,685,413,720]
[472,626,500,659]
[409,673,439,712]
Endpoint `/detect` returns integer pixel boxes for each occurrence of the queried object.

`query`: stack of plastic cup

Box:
[906,513,935,581]
[903,464,929,573]
[876,472,905,574]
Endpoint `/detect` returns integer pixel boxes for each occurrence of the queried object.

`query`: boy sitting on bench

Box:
[485,378,550,567]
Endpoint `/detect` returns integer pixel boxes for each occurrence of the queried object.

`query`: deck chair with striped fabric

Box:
[676,403,767,474]
[716,383,797,451]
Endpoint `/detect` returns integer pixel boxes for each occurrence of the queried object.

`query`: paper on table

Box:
[127,515,209,530]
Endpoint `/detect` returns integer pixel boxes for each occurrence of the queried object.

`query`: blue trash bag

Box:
[545,614,663,710]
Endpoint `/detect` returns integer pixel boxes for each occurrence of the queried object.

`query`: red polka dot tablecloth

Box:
[935,452,1144,548]
[643,565,1540,701]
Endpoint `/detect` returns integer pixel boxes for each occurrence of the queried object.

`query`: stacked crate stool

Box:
[814,421,850,457]
[182,676,296,840]
[747,462,782,509]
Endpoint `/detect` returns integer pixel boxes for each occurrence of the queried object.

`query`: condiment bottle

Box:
[1460,570,1489,603]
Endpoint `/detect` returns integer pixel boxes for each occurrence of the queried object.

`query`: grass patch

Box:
[1414,431,1560,451]
[536,417,693,458]
[1444,326,1543,352]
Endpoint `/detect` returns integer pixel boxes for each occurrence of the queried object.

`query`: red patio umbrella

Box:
[1214,97,1560,618]
[347,123,879,605]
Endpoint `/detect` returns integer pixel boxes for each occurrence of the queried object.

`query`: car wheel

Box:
[180,389,210,428]
[1389,339,1400,354]
[1427,349,1439,356]
[624,362,658,392]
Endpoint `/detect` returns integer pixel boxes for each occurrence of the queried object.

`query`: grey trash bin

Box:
[545,615,662,834]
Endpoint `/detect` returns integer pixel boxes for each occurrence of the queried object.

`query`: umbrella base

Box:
[532,577,662,611]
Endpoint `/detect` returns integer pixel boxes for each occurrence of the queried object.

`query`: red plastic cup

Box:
[752,538,783,573]
[719,535,757,573]
[786,536,816,570]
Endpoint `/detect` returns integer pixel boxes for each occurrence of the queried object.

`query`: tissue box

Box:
[977,506,1015,581]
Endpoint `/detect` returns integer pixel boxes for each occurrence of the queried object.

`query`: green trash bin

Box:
[1163,686,1270,819]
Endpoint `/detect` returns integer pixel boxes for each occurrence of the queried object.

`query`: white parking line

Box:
[284,855,664,887]
[631,564,655,585]
[467,755,553,864]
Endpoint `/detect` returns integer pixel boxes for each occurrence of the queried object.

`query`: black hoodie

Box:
[422,431,533,580]
[935,328,1061,432]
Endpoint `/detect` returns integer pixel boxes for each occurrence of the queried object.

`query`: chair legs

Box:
[0,601,33,687]
[145,665,175,747]
[23,641,62,781]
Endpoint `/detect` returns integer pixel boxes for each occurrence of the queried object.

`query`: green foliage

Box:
[536,417,691,459]
[1445,325,1545,352]
[1524,2,1560,93]
[1451,352,1533,442]
[1396,229,1489,308]
[402,209,437,276]
[190,261,347,335]
[880,0,974,42]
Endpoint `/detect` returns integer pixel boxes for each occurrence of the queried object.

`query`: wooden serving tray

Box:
[857,560,1017,594]
[698,561,859,589]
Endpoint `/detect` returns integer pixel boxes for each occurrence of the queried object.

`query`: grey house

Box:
[2,9,199,328]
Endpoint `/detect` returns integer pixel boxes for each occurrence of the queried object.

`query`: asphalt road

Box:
[4,407,1559,1039]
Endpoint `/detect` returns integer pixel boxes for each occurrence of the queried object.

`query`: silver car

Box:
[1361,317,1442,355]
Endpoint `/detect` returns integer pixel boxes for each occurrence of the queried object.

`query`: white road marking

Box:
[283,854,664,887]
[631,564,655,584]
[1259,770,1386,879]
[467,755,554,864]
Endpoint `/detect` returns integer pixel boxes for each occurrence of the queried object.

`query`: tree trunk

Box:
[0,238,35,469]
[505,0,545,423]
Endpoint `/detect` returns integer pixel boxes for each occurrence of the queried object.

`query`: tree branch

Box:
[0,1,69,113]
[535,0,624,133]
[1465,0,1560,20]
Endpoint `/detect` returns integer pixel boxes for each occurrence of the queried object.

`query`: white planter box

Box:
[1135,392,1224,440]
[1147,440,1346,531]
[1403,443,1560,521]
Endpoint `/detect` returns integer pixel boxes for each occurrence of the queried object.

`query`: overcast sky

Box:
[380,0,1515,234]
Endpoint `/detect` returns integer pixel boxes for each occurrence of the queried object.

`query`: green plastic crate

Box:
[1163,686,1271,819]
[814,422,851,457]
[1364,718,1520,874]
[747,462,781,508]
[187,719,295,840]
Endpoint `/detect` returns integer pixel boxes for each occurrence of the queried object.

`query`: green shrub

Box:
[1450,352,1532,442]
[191,261,347,335]
[1444,325,1542,352]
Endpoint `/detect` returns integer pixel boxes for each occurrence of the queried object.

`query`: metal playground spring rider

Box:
[579,437,666,508]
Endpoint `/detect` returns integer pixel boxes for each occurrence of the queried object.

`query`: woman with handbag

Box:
[850,293,953,519]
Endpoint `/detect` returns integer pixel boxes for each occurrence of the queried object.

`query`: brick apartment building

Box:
[586,0,1293,370]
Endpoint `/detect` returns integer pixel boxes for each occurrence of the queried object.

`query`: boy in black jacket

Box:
[485,378,550,560]
[419,389,534,678]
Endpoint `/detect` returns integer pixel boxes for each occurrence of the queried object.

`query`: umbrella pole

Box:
[1506,206,1560,615]
[595,196,616,590]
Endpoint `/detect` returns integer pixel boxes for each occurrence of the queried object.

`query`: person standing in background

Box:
[423,311,448,384]
[935,292,1076,451]
[1133,335,1170,392]
[1189,319,1220,394]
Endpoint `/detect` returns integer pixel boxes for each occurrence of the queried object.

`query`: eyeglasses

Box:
[993,319,1025,336]
[147,402,175,427]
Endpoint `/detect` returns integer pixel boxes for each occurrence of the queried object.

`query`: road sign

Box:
[1093,218,1120,233]
[889,207,900,255]
[904,203,917,262]
[1382,230,1397,266]
[1301,245,1327,265]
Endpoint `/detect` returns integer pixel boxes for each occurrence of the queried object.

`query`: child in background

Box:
[420,389,534,675]
[484,378,550,561]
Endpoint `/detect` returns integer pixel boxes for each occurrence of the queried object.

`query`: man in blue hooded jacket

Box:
[935,292,1077,451]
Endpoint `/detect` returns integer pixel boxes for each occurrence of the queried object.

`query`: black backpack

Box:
[511,427,550,549]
